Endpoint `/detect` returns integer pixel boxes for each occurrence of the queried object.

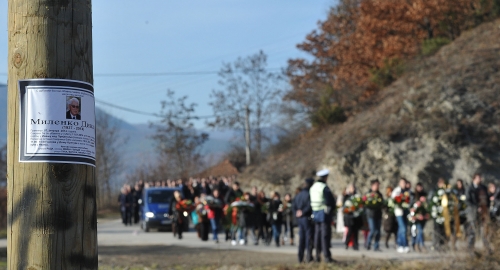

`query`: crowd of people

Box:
[118,171,500,263]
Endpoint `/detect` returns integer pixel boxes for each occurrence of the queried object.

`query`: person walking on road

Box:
[365,179,384,251]
[169,190,185,240]
[293,178,314,263]
[392,178,410,253]
[269,192,284,247]
[310,169,337,263]
[207,189,224,243]
[465,173,492,255]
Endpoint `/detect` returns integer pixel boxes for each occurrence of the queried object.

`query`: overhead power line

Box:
[95,99,218,119]
[94,67,283,77]
[0,67,283,77]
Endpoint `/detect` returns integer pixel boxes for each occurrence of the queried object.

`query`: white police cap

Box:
[316,169,329,177]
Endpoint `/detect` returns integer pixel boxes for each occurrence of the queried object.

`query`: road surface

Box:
[96,219,445,261]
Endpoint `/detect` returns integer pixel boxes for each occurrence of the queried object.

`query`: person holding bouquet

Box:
[391,178,411,253]
[206,189,224,243]
[169,190,194,240]
[427,178,448,250]
[410,183,428,251]
[269,192,284,247]
[237,192,254,245]
[343,184,362,250]
[364,179,384,251]
[408,194,429,252]
[197,195,211,241]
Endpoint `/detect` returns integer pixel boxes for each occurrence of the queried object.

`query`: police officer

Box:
[310,169,336,263]
[293,178,314,263]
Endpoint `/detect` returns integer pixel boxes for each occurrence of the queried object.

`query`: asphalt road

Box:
[96,219,445,261]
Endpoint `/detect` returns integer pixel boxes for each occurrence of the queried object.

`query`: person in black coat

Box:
[118,186,132,226]
[383,186,398,248]
[257,191,271,245]
[224,181,243,204]
[169,190,185,239]
[293,178,314,263]
[182,179,200,201]
[343,184,361,250]
[364,179,384,251]
[465,173,491,253]
[282,193,295,246]
[199,179,212,196]
[269,192,284,247]
[410,182,427,251]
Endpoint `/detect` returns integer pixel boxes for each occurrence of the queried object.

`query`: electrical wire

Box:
[95,98,219,119]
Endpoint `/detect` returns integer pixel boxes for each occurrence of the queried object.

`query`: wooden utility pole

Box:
[244,105,251,165]
[7,1,97,269]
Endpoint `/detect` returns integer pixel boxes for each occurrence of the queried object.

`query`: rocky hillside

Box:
[241,20,500,194]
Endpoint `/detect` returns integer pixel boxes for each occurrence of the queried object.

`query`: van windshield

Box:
[147,190,174,204]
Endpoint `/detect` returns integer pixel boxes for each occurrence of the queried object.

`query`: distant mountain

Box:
[0,85,281,173]
[96,108,236,173]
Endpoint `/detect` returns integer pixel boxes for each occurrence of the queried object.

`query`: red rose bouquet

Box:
[175,199,196,212]
[363,192,383,210]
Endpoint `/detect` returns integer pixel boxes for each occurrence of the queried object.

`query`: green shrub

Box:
[370,58,405,88]
[421,37,451,56]
[310,103,347,127]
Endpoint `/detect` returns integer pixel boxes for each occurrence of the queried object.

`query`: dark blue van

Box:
[140,187,179,232]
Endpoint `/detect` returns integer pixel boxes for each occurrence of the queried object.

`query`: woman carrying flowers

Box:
[391,178,411,253]
[343,184,363,250]
[451,179,467,250]
[408,192,429,252]
[364,179,384,251]
[410,183,428,251]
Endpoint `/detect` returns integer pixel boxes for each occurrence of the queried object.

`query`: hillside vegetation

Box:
[241,19,500,193]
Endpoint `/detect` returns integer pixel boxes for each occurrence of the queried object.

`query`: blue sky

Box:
[0,1,333,128]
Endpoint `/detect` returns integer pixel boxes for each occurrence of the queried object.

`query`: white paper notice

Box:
[19,79,96,166]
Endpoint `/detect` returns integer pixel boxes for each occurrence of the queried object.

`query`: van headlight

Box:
[145,212,154,218]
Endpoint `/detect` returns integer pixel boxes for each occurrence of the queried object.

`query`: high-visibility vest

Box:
[310,181,327,211]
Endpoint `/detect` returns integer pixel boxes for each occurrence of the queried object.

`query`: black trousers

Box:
[432,221,446,249]
[121,207,132,225]
[314,221,332,261]
[200,221,210,241]
[345,225,359,249]
[297,217,313,262]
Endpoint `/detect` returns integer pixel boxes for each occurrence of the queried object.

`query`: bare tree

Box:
[209,51,283,164]
[95,109,126,207]
[151,90,208,179]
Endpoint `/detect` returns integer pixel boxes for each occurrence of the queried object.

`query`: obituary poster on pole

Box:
[18,79,96,167]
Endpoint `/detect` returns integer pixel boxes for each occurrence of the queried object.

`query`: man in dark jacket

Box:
[364,179,384,251]
[465,173,491,253]
[224,181,243,204]
[293,178,314,263]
